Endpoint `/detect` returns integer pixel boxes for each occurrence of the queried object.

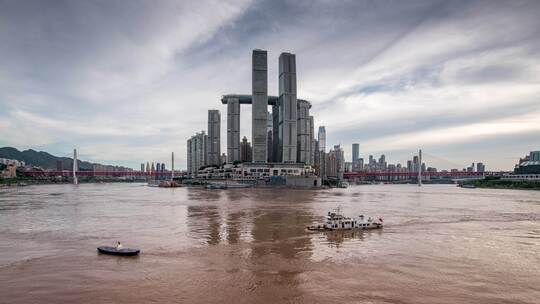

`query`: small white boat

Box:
[307,208,383,231]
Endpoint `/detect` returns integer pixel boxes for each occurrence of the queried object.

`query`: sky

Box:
[1,0,539,171]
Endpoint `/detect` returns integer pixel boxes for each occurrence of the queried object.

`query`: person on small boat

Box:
[116,242,123,249]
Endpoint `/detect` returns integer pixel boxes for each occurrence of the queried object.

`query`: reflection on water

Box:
[0,184,539,303]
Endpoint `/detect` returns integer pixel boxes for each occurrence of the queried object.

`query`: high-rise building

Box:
[221,153,227,165]
[317,126,326,152]
[476,162,485,173]
[379,154,386,169]
[240,136,252,162]
[207,110,221,166]
[530,151,540,161]
[279,52,297,163]
[226,97,240,163]
[326,145,345,179]
[309,116,314,166]
[351,143,360,171]
[187,131,207,175]
[297,99,311,164]
[140,163,144,172]
[252,49,268,163]
[267,111,273,162]
[272,103,281,162]
[352,143,359,163]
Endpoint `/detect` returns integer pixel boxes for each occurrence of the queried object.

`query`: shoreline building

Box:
[207,109,221,166]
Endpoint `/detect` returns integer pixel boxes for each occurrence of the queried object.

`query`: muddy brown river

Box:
[1,183,539,303]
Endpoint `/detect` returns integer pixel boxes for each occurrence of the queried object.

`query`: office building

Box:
[207,110,221,166]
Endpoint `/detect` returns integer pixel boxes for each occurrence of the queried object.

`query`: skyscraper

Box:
[476,162,485,173]
[240,136,252,162]
[352,143,359,163]
[226,97,240,163]
[207,109,221,166]
[252,49,268,163]
[309,116,314,166]
[267,111,273,162]
[187,131,207,175]
[297,99,311,164]
[279,52,297,163]
[317,126,326,152]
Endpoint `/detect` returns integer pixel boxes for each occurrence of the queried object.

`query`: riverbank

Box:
[463,178,540,190]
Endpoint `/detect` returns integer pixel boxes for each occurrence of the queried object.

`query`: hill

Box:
[0,147,98,170]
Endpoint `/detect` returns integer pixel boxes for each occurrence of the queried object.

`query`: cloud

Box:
[1,0,539,170]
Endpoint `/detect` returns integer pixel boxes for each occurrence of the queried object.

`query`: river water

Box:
[0,183,539,303]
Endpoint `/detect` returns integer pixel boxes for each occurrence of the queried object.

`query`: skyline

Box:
[1,0,540,170]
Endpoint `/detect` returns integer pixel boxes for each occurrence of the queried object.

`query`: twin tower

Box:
[221,50,313,165]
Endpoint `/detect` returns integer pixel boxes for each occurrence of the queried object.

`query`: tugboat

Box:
[307,208,383,231]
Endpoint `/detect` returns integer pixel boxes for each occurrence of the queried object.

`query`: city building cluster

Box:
[186,50,333,186]
[347,144,487,174]
[503,150,540,181]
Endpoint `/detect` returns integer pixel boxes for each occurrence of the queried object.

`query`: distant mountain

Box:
[0,147,97,170]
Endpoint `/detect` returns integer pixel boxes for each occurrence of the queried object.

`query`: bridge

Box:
[22,170,178,178]
[343,171,485,179]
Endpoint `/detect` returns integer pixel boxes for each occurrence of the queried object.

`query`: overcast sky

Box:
[1,0,539,170]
